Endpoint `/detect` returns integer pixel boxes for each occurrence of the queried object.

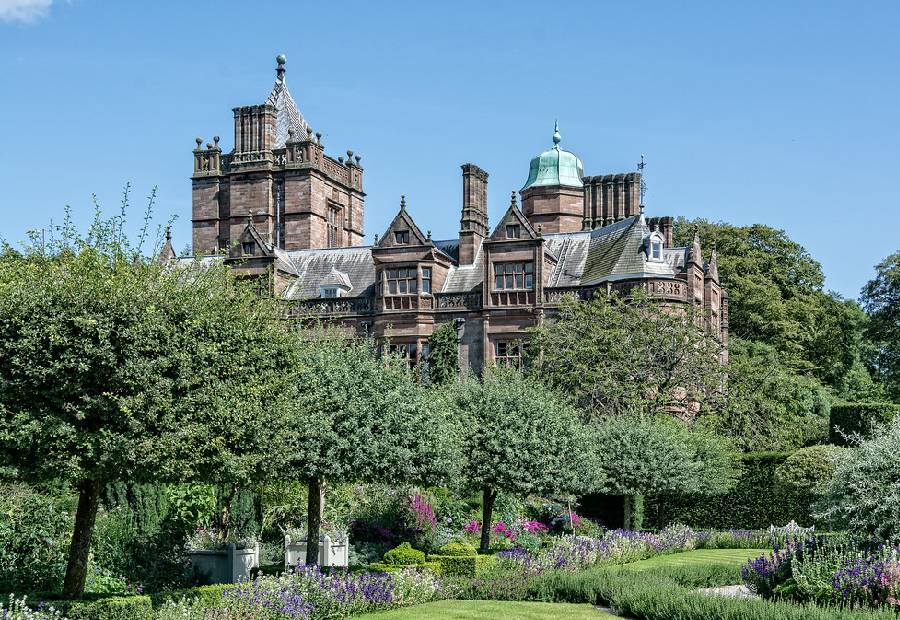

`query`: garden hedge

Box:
[62,595,153,620]
[427,554,495,577]
[828,401,900,446]
[645,451,818,529]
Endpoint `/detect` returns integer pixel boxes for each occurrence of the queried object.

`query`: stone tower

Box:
[519,122,585,234]
[191,55,365,255]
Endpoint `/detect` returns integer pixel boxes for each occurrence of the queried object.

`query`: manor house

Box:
[171,56,728,373]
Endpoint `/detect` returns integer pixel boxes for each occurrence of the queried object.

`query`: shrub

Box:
[149,584,228,608]
[646,451,818,529]
[382,542,425,566]
[429,555,476,577]
[438,541,477,557]
[1,594,68,620]
[0,484,74,594]
[774,445,848,495]
[63,596,152,620]
[818,416,900,538]
[829,401,900,446]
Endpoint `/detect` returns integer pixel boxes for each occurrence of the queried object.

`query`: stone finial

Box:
[510,190,517,208]
[276,54,286,82]
[374,234,379,243]
[338,156,344,163]
[427,229,432,240]
[307,127,313,137]
[354,155,361,165]
[315,132,322,145]
[165,225,172,243]
[552,120,561,146]
[206,143,212,149]
[400,195,406,212]
[640,204,645,214]
[537,225,543,236]
[288,128,295,139]
[213,135,220,147]
[195,137,203,148]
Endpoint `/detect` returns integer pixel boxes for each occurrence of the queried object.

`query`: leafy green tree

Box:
[445,367,594,551]
[285,331,460,564]
[591,415,737,529]
[427,322,460,386]
[817,416,900,539]
[774,444,848,495]
[674,219,880,399]
[861,251,900,401]
[528,291,726,418]
[708,338,832,451]
[0,211,296,597]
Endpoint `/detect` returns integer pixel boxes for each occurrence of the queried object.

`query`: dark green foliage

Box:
[429,555,476,577]
[774,445,848,494]
[0,484,74,593]
[711,338,832,451]
[861,251,900,401]
[383,542,426,566]
[62,596,153,620]
[149,584,228,608]
[646,452,817,529]
[828,401,900,445]
[427,322,459,386]
[439,541,477,556]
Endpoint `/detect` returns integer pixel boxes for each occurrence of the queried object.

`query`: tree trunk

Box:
[62,479,102,598]
[305,476,324,565]
[218,483,239,539]
[479,485,496,553]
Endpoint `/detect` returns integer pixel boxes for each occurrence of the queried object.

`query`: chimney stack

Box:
[459,164,489,265]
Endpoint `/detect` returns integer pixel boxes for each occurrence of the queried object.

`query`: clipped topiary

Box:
[383,542,426,566]
[439,540,477,557]
[774,445,848,495]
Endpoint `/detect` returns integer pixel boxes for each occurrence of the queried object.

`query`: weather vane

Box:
[637,154,647,204]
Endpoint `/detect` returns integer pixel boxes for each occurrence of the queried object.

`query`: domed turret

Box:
[521,121,584,191]
[519,122,586,234]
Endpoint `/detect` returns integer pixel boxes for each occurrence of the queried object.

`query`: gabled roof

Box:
[282,246,376,299]
[375,196,432,248]
[490,192,538,241]
[320,268,353,290]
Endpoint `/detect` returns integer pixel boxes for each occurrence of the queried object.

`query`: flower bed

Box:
[742,534,900,608]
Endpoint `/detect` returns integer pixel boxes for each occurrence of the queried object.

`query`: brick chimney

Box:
[459,164,488,265]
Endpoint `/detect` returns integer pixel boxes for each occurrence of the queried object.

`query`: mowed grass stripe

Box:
[358,600,614,619]
[622,548,768,570]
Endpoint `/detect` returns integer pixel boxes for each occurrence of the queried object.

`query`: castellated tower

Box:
[191,55,365,254]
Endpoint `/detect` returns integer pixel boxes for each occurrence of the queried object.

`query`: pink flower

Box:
[463,519,480,534]
[492,521,508,534]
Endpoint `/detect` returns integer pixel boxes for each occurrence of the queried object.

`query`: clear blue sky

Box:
[1,1,897,299]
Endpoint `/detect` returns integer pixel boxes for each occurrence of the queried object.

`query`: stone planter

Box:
[189,542,259,584]
[284,534,348,569]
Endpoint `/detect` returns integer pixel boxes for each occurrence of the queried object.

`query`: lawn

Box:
[358,600,614,619]
[621,548,767,570]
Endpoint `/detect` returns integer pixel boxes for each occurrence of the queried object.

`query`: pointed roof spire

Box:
[552,120,561,146]
[688,230,703,265]
[706,246,720,282]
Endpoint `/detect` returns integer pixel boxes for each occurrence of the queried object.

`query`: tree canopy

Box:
[0,214,297,596]
[444,366,594,550]
[285,330,460,562]
[528,290,726,418]
[861,251,900,401]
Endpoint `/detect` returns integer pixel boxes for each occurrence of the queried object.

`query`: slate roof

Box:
[265,78,309,149]
[281,246,376,299]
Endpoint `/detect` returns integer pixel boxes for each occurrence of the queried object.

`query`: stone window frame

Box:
[421,267,432,294]
[385,266,418,295]
[494,339,525,368]
[242,242,255,256]
[493,261,534,291]
[394,230,410,245]
[388,340,425,369]
[327,203,342,247]
[506,224,520,239]
[320,286,341,298]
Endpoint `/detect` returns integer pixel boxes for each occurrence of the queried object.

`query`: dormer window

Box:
[320,286,341,298]
[652,241,662,260]
[506,224,520,239]
[242,242,255,256]
[394,230,409,244]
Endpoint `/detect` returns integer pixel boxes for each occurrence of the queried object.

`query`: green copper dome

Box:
[521,122,584,191]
